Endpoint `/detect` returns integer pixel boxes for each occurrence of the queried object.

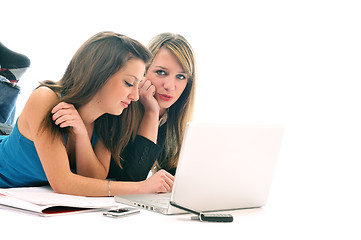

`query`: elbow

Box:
[76,166,108,180]
[50,184,67,194]
[47,173,75,195]
[50,181,70,195]
[52,186,66,195]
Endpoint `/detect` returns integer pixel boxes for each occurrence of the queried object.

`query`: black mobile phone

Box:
[103,207,140,218]
[169,201,233,222]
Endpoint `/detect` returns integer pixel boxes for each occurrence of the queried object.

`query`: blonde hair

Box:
[38,31,152,168]
[143,33,196,171]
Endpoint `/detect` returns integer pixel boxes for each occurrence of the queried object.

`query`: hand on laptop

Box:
[140,169,174,194]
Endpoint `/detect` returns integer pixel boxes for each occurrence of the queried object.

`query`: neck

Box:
[159,108,167,118]
[77,102,103,126]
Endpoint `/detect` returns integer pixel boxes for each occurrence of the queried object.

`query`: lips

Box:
[158,93,173,101]
[121,101,130,108]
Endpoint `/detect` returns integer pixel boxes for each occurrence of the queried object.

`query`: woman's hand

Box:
[140,169,175,194]
[51,102,87,137]
[138,79,160,114]
[136,79,161,143]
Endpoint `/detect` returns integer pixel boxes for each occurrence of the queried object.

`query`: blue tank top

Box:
[0,120,98,188]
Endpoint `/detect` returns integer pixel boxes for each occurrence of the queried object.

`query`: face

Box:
[146,48,188,114]
[95,58,145,115]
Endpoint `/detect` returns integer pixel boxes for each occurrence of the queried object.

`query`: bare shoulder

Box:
[24,87,59,115]
[30,86,60,101]
[18,86,60,139]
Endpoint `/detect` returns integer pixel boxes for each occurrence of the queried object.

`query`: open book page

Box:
[0,192,51,213]
[0,185,118,216]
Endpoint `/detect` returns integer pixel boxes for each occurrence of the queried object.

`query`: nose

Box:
[163,76,176,91]
[129,86,139,102]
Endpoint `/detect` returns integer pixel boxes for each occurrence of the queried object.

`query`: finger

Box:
[148,85,156,96]
[161,171,174,184]
[160,169,175,181]
[52,108,76,122]
[146,81,154,91]
[158,184,170,193]
[157,170,174,190]
[163,179,173,192]
[140,80,152,91]
[54,115,75,126]
[51,102,74,114]
[59,120,76,128]
[52,102,67,113]
[51,104,62,114]
[163,176,174,190]
[139,79,148,89]
[140,85,156,100]
[52,108,67,121]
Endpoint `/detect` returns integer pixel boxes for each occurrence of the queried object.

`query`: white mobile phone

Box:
[103,207,140,218]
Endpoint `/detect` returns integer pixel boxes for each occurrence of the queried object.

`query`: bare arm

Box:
[51,102,110,179]
[74,132,110,179]
[18,87,173,196]
[137,80,160,143]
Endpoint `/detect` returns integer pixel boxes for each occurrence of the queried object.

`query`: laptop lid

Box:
[168,123,284,214]
[115,123,284,215]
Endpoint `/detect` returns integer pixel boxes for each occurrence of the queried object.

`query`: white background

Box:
[2,0,361,238]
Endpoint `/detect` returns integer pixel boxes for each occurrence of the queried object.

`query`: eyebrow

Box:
[155,65,186,74]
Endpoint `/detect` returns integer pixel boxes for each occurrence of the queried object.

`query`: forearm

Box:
[75,134,108,179]
[137,110,159,144]
[52,169,173,197]
[37,134,145,197]
[51,172,144,197]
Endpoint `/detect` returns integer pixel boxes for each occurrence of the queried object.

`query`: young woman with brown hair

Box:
[0,31,174,196]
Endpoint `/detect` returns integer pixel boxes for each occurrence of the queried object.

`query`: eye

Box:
[156,70,167,76]
[176,74,187,80]
[124,81,133,87]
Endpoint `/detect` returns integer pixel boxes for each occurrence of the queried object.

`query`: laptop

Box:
[115,123,284,215]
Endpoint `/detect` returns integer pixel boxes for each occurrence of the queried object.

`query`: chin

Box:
[117,109,124,115]
[160,102,172,110]
[109,108,124,116]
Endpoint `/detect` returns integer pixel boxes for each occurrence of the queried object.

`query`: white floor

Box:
[1,1,360,238]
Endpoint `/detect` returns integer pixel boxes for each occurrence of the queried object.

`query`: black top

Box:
[107,123,176,181]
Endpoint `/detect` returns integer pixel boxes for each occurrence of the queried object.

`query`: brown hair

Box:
[38,31,152,167]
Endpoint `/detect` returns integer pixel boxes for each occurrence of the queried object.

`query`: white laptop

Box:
[115,123,284,215]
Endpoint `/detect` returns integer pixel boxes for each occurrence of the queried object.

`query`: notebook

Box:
[0,185,118,216]
[115,123,284,215]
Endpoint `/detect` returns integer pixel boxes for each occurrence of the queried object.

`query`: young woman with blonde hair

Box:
[108,32,196,182]
[0,31,174,196]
